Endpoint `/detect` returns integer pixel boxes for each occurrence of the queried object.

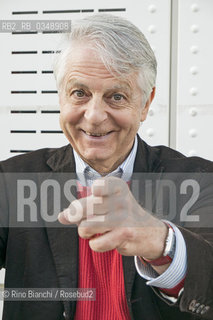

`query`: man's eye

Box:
[112,94,125,101]
[72,90,85,97]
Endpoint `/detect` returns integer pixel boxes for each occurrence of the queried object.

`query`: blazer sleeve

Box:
[177,226,213,319]
[153,169,213,319]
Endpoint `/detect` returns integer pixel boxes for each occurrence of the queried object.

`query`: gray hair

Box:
[53,14,157,105]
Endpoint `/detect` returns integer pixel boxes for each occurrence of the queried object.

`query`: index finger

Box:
[58,198,85,225]
[58,193,107,225]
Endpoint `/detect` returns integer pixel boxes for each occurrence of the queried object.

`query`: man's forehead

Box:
[68,77,131,88]
[62,43,141,92]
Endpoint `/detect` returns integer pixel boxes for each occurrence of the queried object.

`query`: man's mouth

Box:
[85,131,108,137]
[83,130,112,137]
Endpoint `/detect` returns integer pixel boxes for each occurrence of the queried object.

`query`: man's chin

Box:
[80,150,112,163]
[83,153,110,162]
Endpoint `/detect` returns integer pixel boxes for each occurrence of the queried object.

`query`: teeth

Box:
[85,131,107,137]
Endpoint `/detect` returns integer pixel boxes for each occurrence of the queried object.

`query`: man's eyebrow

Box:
[66,79,89,90]
[106,84,131,92]
[65,78,132,92]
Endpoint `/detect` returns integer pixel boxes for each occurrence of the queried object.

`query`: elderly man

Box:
[0,14,213,320]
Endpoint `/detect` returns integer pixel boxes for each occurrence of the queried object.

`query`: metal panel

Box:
[177,0,213,160]
[0,0,171,161]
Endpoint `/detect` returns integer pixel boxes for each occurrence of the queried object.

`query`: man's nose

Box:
[84,97,108,124]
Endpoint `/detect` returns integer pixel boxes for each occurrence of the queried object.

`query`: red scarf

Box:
[74,184,131,320]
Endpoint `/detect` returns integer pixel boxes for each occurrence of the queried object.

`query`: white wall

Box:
[176,0,213,159]
[0,0,172,164]
[1,0,212,162]
[0,0,212,317]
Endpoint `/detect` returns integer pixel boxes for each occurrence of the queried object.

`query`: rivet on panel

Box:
[188,150,197,156]
[191,24,199,33]
[190,46,199,54]
[190,66,198,75]
[190,87,198,96]
[189,108,198,116]
[148,5,157,13]
[146,128,154,137]
[148,25,156,34]
[191,4,199,12]
[189,129,197,138]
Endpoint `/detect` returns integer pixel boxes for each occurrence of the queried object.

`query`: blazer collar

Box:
[46,144,76,172]
[133,134,162,173]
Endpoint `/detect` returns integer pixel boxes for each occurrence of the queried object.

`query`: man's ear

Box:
[140,87,156,122]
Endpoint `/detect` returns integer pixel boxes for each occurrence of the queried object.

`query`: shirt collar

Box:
[74,136,138,186]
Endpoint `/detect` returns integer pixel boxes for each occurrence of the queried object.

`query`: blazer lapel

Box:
[122,136,163,319]
[45,144,79,318]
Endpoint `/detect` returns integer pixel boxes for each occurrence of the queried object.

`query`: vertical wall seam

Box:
[169,0,179,148]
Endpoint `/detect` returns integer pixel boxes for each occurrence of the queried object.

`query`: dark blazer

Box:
[0,136,213,320]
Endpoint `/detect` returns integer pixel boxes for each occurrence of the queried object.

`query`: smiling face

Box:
[59,42,154,174]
